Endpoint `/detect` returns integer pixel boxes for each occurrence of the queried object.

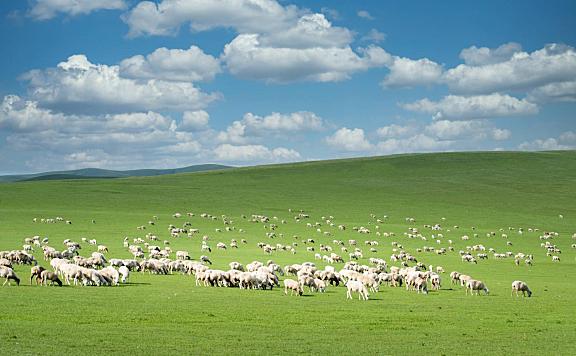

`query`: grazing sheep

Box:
[0,266,20,286]
[41,270,62,286]
[346,280,369,300]
[30,265,46,285]
[119,266,130,283]
[313,278,327,293]
[283,279,303,296]
[511,280,532,297]
[466,279,489,295]
[414,277,428,294]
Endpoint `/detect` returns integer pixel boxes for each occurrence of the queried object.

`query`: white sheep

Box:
[0,266,20,286]
[119,266,130,283]
[346,280,369,300]
[283,279,303,296]
[511,280,532,297]
[466,279,489,295]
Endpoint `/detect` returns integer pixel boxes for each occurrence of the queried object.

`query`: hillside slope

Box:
[0,164,231,182]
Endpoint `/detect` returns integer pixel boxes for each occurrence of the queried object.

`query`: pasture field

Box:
[0,151,575,355]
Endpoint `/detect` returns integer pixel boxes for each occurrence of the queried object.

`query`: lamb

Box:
[0,266,20,286]
[283,278,303,296]
[511,280,532,297]
[466,279,489,295]
[97,245,108,253]
[346,280,369,300]
[40,270,62,286]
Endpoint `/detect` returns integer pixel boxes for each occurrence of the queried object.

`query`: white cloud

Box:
[362,29,386,43]
[527,80,576,103]
[357,10,374,20]
[0,95,67,132]
[376,124,416,138]
[217,111,324,143]
[402,93,538,120]
[424,119,511,141]
[444,43,576,94]
[119,46,221,82]
[243,111,323,132]
[382,57,443,88]
[29,0,126,20]
[518,131,576,151]
[180,111,210,131]
[260,13,352,49]
[375,134,452,154]
[104,112,174,132]
[459,42,522,66]
[213,144,300,162]
[23,54,220,114]
[222,34,391,82]
[123,0,300,37]
[325,128,372,152]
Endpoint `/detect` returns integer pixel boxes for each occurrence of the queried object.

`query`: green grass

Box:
[0,151,575,355]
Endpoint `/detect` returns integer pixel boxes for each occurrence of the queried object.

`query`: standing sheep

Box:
[465,279,489,295]
[346,280,369,300]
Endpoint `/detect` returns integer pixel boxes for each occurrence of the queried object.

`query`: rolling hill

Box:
[0,164,232,182]
[0,150,575,355]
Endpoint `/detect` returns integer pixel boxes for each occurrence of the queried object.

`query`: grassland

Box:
[0,151,575,355]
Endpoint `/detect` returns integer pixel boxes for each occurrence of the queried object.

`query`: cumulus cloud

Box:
[222,34,391,82]
[180,111,210,131]
[260,13,353,49]
[29,0,126,20]
[527,81,576,103]
[459,42,522,66]
[424,120,510,141]
[1,95,68,132]
[376,124,417,138]
[444,43,576,94]
[325,128,372,152]
[382,57,443,88]
[22,54,220,114]
[375,134,452,154]
[123,0,300,37]
[119,46,221,82]
[124,1,392,83]
[217,111,324,143]
[213,144,300,162]
[402,93,538,120]
[518,131,576,151]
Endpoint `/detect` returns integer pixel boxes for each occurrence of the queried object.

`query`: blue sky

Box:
[0,0,575,174]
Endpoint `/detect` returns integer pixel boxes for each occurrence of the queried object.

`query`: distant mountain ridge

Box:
[0,164,232,183]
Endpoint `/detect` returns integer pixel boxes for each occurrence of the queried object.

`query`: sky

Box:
[0,0,575,174]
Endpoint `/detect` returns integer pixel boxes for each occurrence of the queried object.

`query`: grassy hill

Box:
[0,151,575,355]
[0,164,231,182]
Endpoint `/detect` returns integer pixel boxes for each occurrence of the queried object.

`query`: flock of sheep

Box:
[1,209,571,302]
